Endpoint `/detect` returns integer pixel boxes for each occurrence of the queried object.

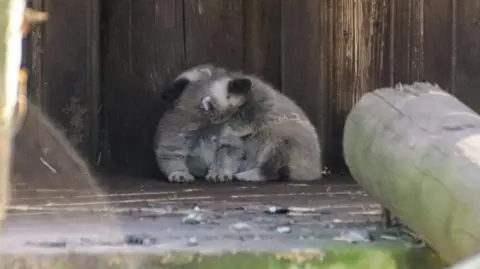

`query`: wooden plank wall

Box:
[26,0,100,164]
[25,0,480,177]
[282,0,391,172]
[100,0,186,176]
[100,0,282,176]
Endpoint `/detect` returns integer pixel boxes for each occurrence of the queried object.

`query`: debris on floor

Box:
[182,212,203,225]
[125,234,157,246]
[332,230,374,244]
[276,226,292,234]
[186,236,198,246]
[231,222,252,231]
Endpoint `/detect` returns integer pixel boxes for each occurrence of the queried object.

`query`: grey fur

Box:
[199,72,323,182]
[154,64,246,183]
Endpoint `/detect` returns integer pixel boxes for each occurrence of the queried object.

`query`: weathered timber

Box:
[0,0,26,227]
[392,0,424,84]
[282,0,391,173]
[184,0,243,69]
[423,0,454,91]
[39,0,100,164]
[343,82,480,264]
[454,1,480,113]
[101,0,185,176]
[243,0,281,89]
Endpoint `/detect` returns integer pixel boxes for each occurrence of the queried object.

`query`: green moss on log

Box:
[0,245,446,269]
[343,82,480,264]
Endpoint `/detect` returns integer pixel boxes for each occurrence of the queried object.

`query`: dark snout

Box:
[201,96,214,112]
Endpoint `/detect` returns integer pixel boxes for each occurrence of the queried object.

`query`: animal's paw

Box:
[206,169,233,183]
[168,171,195,183]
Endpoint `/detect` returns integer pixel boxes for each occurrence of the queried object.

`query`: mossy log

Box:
[343,82,480,264]
[0,0,26,227]
[0,245,446,269]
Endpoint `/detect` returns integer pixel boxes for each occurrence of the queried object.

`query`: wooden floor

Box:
[2,100,387,253]
[9,98,382,229]
[0,174,388,254]
[9,174,382,230]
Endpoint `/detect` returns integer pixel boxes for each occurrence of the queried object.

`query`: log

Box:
[449,253,480,269]
[0,0,26,227]
[343,82,480,264]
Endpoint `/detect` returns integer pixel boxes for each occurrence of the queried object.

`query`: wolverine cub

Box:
[198,71,323,182]
[154,64,246,183]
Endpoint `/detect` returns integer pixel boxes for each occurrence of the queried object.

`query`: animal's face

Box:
[161,64,226,103]
[200,76,252,124]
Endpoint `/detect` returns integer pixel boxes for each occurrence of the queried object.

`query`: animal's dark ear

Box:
[161,78,190,102]
[228,78,252,95]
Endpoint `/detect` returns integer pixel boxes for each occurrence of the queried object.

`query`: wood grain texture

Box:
[409,0,424,81]
[281,0,328,171]
[101,0,185,176]
[243,0,281,89]
[454,0,480,114]
[184,0,243,69]
[392,0,425,84]
[344,82,480,264]
[282,0,390,173]
[36,0,99,160]
[330,0,391,172]
[423,0,454,91]
[27,0,44,104]
[25,0,480,179]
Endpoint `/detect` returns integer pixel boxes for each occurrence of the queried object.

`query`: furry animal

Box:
[154,64,246,183]
[198,71,323,182]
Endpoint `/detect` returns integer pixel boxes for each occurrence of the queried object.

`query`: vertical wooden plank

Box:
[332,0,391,172]
[22,0,33,92]
[392,0,411,83]
[362,1,392,90]
[101,0,185,176]
[88,0,101,165]
[423,0,453,91]
[378,0,394,88]
[243,0,281,88]
[282,0,330,172]
[283,0,391,174]
[392,0,425,84]
[99,0,130,171]
[184,0,243,69]
[152,0,186,86]
[150,0,186,176]
[454,0,480,113]
[28,0,45,104]
[409,0,424,81]
[38,0,100,161]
